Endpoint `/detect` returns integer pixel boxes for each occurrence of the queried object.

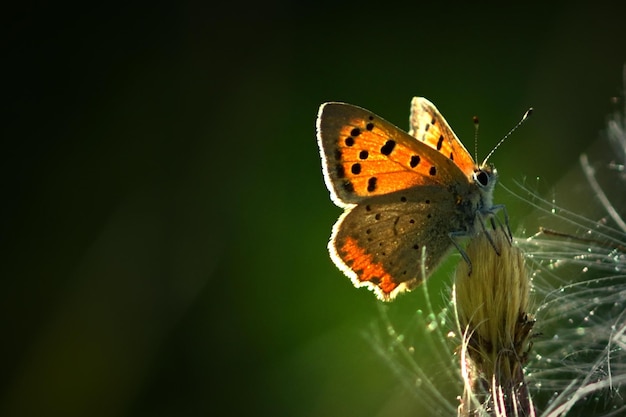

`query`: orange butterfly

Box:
[317,97,505,301]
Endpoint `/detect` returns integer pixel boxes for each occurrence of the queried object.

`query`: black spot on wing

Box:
[436,135,443,150]
[367,177,377,192]
[380,140,396,155]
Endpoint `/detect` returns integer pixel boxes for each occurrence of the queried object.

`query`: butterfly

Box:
[317,97,507,301]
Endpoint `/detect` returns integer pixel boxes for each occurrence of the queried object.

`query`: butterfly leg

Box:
[488,203,512,241]
[449,230,473,276]
[476,211,502,256]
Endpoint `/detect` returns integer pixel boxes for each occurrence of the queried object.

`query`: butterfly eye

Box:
[474,169,490,188]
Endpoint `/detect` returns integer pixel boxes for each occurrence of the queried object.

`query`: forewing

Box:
[408,97,477,176]
[317,102,467,207]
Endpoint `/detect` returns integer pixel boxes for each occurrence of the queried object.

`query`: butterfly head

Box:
[471,106,532,213]
[473,164,498,210]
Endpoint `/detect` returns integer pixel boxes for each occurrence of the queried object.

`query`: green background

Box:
[3,2,625,416]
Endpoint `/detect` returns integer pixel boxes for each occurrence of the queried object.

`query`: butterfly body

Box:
[317,98,499,301]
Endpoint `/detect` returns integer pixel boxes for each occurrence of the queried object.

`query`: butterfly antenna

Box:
[473,116,480,163]
[481,107,533,166]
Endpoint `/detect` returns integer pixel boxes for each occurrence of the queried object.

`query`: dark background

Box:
[3,2,625,416]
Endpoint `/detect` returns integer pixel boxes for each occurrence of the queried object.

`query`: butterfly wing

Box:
[408,97,477,176]
[330,186,473,301]
[317,102,468,208]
